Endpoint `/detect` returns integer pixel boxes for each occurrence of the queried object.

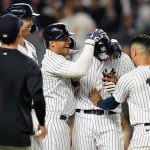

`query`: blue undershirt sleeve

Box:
[97,96,120,110]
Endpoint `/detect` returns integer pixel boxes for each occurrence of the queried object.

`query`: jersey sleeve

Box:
[42,43,94,78]
[113,74,130,103]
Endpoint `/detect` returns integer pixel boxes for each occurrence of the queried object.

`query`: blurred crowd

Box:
[0,0,150,61]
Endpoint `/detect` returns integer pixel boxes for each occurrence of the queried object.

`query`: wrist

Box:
[97,100,102,107]
[85,39,95,46]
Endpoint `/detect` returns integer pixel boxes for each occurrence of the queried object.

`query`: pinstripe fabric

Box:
[71,51,134,150]
[31,49,76,150]
[41,50,76,115]
[128,124,150,150]
[18,40,38,64]
[113,66,150,149]
[113,66,150,125]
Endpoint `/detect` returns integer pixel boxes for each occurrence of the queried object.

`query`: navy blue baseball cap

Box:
[0,14,23,40]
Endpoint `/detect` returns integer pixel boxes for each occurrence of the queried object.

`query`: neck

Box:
[1,42,18,49]
[136,57,150,66]
[19,37,25,47]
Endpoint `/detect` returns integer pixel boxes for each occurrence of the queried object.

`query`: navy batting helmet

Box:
[6,3,40,33]
[94,39,121,61]
[43,23,74,40]
[43,23,76,49]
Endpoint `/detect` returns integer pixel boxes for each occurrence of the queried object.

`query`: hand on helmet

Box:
[85,29,109,46]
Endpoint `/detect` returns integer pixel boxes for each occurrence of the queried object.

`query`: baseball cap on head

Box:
[0,14,23,40]
[6,3,40,18]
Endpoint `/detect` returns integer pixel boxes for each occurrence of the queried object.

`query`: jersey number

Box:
[146,78,150,86]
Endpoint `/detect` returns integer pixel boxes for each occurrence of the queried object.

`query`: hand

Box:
[88,88,102,106]
[86,29,109,45]
[103,81,116,95]
[35,125,48,140]
[102,73,118,84]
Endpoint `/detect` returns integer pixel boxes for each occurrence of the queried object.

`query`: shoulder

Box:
[118,52,134,68]
[119,67,139,82]
[42,49,70,67]
[24,39,35,48]
[119,52,132,62]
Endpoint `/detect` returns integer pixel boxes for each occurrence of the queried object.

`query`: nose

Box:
[30,20,33,26]
[68,38,71,43]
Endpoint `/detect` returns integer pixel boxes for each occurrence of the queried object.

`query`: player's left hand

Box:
[88,88,102,106]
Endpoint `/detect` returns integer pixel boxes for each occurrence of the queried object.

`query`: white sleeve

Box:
[113,74,130,103]
[66,43,94,78]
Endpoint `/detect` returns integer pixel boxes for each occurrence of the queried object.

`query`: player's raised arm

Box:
[66,29,108,77]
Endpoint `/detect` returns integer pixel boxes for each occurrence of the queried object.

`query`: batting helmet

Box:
[6,3,40,33]
[94,38,121,61]
[43,23,76,49]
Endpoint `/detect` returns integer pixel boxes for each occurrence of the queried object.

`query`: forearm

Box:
[32,90,46,126]
[121,112,132,150]
[67,41,94,78]
[97,96,120,110]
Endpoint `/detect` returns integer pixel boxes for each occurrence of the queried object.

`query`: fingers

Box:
[35,125,48,140]
[102,77,113,82]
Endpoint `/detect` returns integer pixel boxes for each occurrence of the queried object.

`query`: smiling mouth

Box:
[65,45,70,48]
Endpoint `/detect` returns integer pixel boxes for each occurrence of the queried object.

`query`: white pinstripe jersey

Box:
[18,39,38,63]
[41,49,76,116]
[113,66,150,125]
[72,51,134,112]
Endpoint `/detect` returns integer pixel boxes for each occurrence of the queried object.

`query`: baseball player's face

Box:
[20,18,33,36]
[51,37,71,56]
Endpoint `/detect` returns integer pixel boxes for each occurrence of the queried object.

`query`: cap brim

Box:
[32,13,40,16]
[69,32,75,35]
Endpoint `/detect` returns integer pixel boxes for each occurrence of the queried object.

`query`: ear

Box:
[131,46,137,57]
[49,41,55,47]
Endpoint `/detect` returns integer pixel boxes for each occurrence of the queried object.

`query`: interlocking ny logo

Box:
[146,78,150,86]
[100,46,106,52]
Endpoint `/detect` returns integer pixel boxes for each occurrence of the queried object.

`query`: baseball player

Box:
[0,14,47,150]
[71,34,135,150]
[35,23,105,150]
[89,34,150,149]
[6,3,39,63]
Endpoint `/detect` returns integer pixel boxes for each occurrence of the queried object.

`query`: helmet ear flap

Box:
[110,39,122,59]
[69,37,76,50]
[30,22,38,33]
